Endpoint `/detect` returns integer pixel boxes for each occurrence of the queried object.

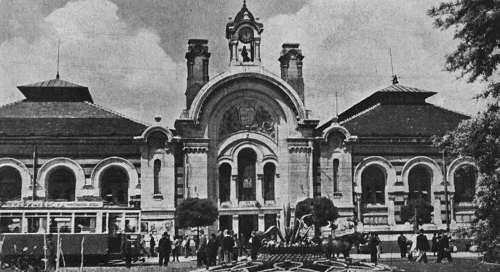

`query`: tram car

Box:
[0,207,143,267]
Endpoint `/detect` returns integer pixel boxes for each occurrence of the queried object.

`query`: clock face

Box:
[238,27,253,44]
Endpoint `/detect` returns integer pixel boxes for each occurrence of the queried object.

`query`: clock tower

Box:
[226,1,264,66]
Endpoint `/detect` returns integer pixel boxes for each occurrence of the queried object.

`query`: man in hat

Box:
[415,229,430,263]
[158,232,171,267]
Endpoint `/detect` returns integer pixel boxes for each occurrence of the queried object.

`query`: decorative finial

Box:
[243,0,247,8]
[392,75,399,85]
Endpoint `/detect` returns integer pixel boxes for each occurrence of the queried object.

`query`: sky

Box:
[0,0,489,127]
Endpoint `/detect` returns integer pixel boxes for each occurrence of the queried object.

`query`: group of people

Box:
[142,230,262,268]
[397,229,453,264]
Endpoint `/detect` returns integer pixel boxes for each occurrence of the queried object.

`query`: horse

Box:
[322,232,368,259]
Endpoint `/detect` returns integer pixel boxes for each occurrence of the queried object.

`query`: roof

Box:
[17,77,93,103]
[340,104,469,137]
[0,101,148,137]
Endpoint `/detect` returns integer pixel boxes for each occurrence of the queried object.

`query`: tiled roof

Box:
[340,104,469,137]
[18,78,86,88]
[375,84,436,94]
[0,101,148,137]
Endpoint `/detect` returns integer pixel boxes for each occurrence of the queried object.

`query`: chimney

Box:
[279,43,304,103]
[185,39,211,110]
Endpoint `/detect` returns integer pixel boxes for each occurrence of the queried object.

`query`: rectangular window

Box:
[26,214,47,233]
[0,214,22,233]
[49,213,72,233]
[75,213,97,233]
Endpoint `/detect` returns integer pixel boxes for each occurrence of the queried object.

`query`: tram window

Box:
[108,214,123,234]
[125,215,139,232]
[75,214,97,233]
[27,216,47,233]
[0,215,22,233]
[102,214,108,233]
[50,215,72,233]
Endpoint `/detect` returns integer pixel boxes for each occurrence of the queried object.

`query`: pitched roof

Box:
[340,104,469,137]
[17,78,93,103]
[0,101,148,137]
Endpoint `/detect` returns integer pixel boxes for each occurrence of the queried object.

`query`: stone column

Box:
[388,195,396,226]
[258,214,265,232]
[450,196,456,224]
[231,41,239,62]
[254,38,261,62]
[433,194,443,226]
[233,216,239,236]
[256,174,264,204]
[356,194,362,223]
[231,175,238,204]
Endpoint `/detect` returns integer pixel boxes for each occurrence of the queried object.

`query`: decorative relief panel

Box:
[218,100,275,140]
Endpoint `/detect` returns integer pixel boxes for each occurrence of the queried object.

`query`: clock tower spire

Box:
[226,1,264,66]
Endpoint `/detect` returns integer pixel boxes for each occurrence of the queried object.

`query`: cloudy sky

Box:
[0,0,488,127]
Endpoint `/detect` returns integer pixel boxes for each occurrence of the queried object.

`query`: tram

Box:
[0,201,142,266]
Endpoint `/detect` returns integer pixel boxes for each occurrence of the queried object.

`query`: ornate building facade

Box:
[0,3,478,243]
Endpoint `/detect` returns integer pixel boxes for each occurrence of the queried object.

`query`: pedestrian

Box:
[158,232,172,267]
[216,230,224,264]
[207,233,219,266]
[149,235,156,257]
[184,235,193,258]
[397,233,407,258]
[408,231,418,262]
[141,235,150,258]
[232,234,241,262]
[415,229,430,263]
[222,229,234,263]
[375,234,382,259]
[172,236,180,262]
[197,230,209,267]
[436,232,453,263]
[122,235,132,268]
[431,233,438,256]
[239,234,247,257]
[45,233,56,271]
[369,233,379,264]
[250,231,261,261]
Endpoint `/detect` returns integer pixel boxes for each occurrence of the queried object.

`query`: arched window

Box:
[263,163,275,201]
[219,163,231,202]
[0,166,22,200]
[408,166,431,202]
[153,160,161,194]
[238,148,257,201]
[454,165,477,203]
[47,167,76,201]
[100,167,129,205]
[361,166,385,204]
[333,159,339,192]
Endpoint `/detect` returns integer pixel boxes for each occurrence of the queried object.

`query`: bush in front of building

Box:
[399,198,434,227]
[295,197,339,237]
[175,198,218,233]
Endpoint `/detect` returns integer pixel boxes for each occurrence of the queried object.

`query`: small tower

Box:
[185,39,211,110]
[226,1,264,66]
[279,43,305,103]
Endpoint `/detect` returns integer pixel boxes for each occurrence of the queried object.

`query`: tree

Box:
[295,197,339,237]
[429,0,500,263]
[399,199,434,229]
[175,198,218,239]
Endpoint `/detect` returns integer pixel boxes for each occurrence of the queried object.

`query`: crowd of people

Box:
[141,229,262,268]
[394,229,453,264]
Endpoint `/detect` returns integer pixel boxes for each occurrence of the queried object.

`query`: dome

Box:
[234,2,255,23]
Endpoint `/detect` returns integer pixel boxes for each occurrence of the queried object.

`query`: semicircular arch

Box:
[402,156,443,191]
[354,156,396,195]
[0,158,31,198]
[37,157,86,196]
[90,157,139,190]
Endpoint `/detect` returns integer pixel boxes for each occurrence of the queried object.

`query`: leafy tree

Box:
[429,0,500,263]
[175,198,218,238]
[399,199,434,228]
[295,197,339,237]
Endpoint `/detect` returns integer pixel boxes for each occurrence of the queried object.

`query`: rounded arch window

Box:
[0,166,22,200]
[100,166,129,205]
[263,163,275,201]
[47,167,76,201]
[361,165,385,204]
[408,165,431,202]
[219,163,231,202]
[454,164,477,203]
[238,148,257,201]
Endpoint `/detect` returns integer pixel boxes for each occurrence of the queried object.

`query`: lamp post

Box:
[442,150,450,232]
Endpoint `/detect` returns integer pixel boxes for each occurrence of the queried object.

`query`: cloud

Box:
[0,0,184,126]
[261,0,486,120]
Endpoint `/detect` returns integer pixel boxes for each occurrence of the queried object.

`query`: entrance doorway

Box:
[238,214,257,243]
[219,215,232,232]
